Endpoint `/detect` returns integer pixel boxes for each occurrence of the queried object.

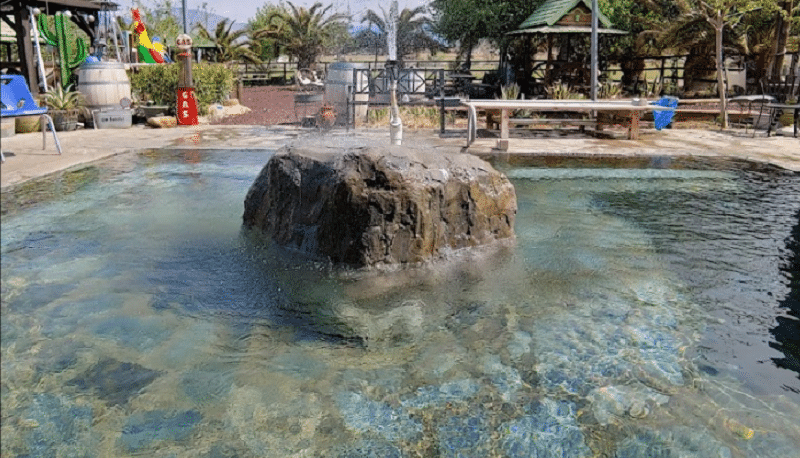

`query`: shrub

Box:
[129,64,179,107]
[129,63,235,114]
[500,83,521,100]
[192,64,235,113]
[598,82,622,99]
[546,83,584,100]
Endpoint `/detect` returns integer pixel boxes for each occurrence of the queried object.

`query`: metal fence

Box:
[236,56,727,93]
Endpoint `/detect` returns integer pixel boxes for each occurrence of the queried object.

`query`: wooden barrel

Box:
[76,62,132,111]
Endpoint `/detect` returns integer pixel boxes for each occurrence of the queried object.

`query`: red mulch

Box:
[211,86,300,126]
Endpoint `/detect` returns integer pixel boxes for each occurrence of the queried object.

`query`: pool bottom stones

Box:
[3,148,799,457]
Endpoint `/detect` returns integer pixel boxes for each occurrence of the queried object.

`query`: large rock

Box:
[243,143,516,267]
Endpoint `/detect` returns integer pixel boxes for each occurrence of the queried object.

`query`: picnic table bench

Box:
[464,99,672,149]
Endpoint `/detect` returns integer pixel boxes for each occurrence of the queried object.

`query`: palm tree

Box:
[657,0,781,128]
[253,2,346,70]
[195,19,261,65]
[361,6,443,64]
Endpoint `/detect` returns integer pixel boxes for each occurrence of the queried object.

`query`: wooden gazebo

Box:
[508,0,625,90]
[1,0,117,94]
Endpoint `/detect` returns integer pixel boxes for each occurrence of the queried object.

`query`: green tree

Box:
[361,6,443,63]
[599,0,681,89]
[746,0,799,81]
[253,2,347,70]
[248,4,284,63]
[195,19,261,65]
[132,0,181,42]
[658,0,782,127]
[430,0,541,69]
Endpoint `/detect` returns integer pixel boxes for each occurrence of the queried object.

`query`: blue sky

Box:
[132,0,432,25]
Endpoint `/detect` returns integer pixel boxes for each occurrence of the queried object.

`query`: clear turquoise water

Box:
[2,147,799,457]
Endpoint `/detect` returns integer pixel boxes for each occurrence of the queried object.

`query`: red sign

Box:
[176,87,198,125]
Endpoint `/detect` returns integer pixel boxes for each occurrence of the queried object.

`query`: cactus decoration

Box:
[37,12,87,88]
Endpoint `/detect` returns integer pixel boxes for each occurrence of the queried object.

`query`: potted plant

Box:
[43,85,84,131]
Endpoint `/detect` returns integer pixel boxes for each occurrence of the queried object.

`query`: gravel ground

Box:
[211,85,315,126]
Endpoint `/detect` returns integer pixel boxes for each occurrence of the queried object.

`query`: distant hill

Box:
[170,8,247,34]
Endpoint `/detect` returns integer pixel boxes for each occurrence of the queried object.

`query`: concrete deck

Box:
[1,124,798,191]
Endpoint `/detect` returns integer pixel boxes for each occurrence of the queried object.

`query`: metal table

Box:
[765,103,799,138]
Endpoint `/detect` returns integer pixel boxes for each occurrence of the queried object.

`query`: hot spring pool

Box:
[1,146,799,457]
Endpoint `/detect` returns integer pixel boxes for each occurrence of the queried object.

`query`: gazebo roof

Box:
[518,0,613,29]
[510,0,626,35]
[16,0,119,14]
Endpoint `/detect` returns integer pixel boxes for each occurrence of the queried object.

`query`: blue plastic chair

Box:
[652,96,679,130]
[1,74,62,162]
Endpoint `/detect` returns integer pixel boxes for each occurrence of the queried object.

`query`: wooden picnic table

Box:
[464,99,672,148]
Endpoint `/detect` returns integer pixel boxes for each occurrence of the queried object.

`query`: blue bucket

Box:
[652,96,678,130]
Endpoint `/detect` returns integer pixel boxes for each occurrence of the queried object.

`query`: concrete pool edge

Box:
[1,126,798,192]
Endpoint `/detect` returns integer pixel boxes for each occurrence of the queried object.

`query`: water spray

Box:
[386,0,402,145]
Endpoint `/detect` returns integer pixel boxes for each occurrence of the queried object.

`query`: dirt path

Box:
[211,86,300,126]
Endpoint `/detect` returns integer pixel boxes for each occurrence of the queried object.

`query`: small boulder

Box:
[146,116,177,128]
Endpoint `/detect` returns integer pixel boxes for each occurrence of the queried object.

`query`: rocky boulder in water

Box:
[243,143,516,267]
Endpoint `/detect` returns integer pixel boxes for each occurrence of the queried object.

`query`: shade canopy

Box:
[10,0,119,14]
[1,0,119,93]
[509,25,626,35]
[518,0,611,29]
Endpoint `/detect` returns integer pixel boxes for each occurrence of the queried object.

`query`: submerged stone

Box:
[33,338,83,376]
[67,357,163,406]
[118,409,202,452]
[482,355,524,401]
[243,142,516,267]
[615,426,732,458]
[400,378,481,409]
[18,394,96,458]
[8,282,75,313]
[588,384,669,425]
[736,431,800,458]
[180,369,233,405]
[530,302,686,395]
[335,391,422,441]
[334,437,405,458]
[500,398,591,458]
[438,413,492,458]
[90,315,173,352]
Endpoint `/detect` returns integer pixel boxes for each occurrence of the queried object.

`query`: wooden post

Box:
[439,69,446,134]
[628,110,641,140]
[15,6,38,94]
[546,34,553,87]
[498,108,510,150]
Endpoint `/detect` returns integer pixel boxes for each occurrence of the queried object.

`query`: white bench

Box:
[464,99,672,149]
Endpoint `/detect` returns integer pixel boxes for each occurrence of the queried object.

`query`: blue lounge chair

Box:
[1,74,62,162]
[652,96,679,130]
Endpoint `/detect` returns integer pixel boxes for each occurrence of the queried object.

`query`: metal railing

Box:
[235,55,756,95]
